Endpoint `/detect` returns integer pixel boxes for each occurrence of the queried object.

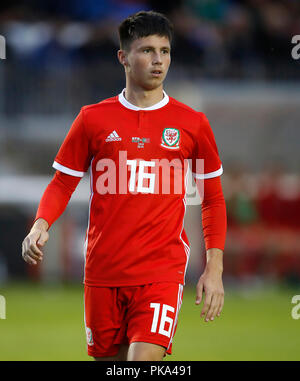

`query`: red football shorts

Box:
[84,282,184,358]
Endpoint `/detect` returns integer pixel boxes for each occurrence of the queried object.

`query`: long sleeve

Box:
[200,176,227,251]
[34,170,81,229]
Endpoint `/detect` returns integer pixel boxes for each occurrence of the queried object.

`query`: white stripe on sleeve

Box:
[192,164,223,180]
[52,161,85,177]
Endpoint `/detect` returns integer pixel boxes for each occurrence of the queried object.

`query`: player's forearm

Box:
[34,170,80,229]
[202,200,227,251]
[205,248,223,273]
[201,176,227,251]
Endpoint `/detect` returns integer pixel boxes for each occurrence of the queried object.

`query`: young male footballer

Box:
[22,11,227,361]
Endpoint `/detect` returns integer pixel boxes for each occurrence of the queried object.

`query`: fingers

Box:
[195,281,204,305]
[200,291,224,322]
[22,231,45,265]
[205,294,219,321]
[22,243,38,265]
[22,243,41,265]
[200,291,212,320]
[216,295,224,317]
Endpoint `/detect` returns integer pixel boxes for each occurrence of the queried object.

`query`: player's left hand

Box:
[195,268,224,322]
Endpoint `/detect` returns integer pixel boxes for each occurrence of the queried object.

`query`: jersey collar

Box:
[118,88,169,111]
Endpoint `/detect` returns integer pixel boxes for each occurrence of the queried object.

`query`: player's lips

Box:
[150,69,163,77]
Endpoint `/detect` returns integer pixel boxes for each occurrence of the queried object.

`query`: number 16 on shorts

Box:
[150,303,175,337]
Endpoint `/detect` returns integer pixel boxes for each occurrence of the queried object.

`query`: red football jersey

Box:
[53,90,223,286]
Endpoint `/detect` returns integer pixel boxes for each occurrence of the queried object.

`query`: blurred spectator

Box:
[0,0,299,79]
[225,164,258,227]
[256,163,300,229]
[223,161,300,285]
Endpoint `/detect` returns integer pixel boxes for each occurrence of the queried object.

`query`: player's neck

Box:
[124,85,164,109]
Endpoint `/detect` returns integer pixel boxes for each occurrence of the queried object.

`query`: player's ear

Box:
[117,50,128,67]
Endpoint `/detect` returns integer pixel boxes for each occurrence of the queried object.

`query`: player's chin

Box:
[143,77,165,90]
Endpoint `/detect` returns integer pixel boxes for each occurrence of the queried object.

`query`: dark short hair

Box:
[118,10,173,51]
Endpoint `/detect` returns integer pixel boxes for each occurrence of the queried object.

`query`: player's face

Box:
[123,35,171,90]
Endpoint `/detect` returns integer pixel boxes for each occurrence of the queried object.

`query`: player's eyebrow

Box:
[139,45,170,51]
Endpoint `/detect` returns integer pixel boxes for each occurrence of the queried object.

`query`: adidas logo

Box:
[105,130,122,142]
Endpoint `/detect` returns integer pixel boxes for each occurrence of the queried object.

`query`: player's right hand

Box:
[22,221,49,265]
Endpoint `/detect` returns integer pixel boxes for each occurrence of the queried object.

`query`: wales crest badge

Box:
[161,127,180,150]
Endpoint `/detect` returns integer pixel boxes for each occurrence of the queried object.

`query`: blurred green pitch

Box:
[0,282,299,361]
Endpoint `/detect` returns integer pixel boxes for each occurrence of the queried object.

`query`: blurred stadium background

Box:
[0,0,300,361]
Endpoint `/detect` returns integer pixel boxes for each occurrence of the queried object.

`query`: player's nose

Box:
[152,52,163,65]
